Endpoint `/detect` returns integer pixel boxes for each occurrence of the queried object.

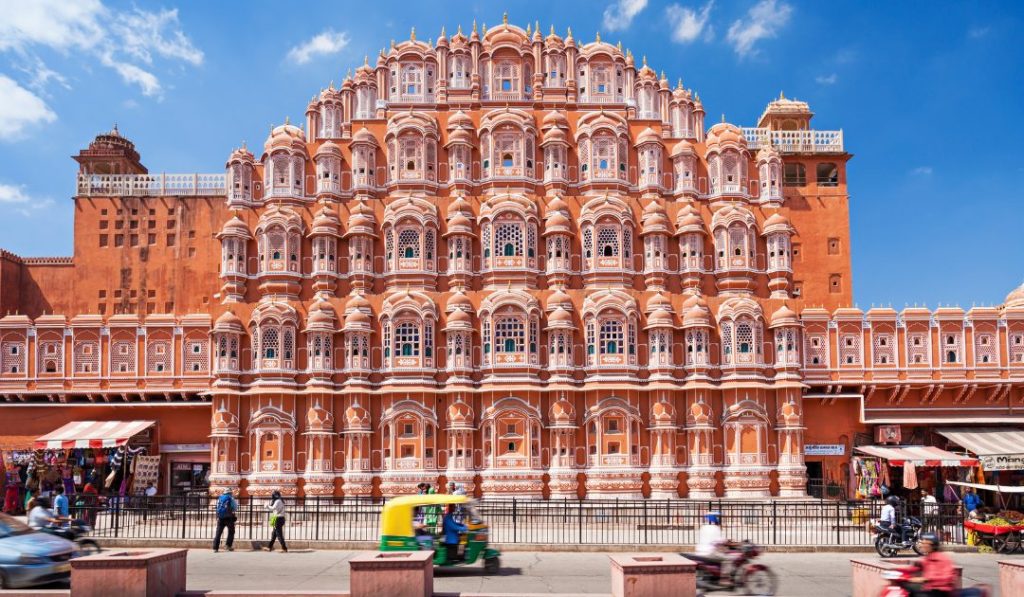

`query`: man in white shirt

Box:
[696,512,738,586]
[28,497,60,530]
[696,512,726,557]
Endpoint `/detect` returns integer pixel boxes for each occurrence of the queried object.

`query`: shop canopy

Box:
[936,428,1024,456]
[946,481,1024,494]
[854,445,978,467]
[937,428,1024,471]
[35,420,155,450]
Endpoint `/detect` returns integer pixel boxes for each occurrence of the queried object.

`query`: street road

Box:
[179,548,1019,595]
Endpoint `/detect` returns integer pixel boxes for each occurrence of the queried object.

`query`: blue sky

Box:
[0,0,1021,309]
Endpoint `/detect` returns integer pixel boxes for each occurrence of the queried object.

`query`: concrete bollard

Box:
[608,553,697,597]
[850,558,961,597]
[70,548,187,597]
[349,550,433,597]
[999,559,1024,595]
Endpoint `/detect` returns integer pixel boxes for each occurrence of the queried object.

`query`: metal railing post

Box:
[643,499,648,544]
[315,496,321,542]
[836,501,841,546]
[181,495,188,539]
[772,500,777,545]
[248,496,254,542]
[578,498,583,545]
[113,498,120,539]
[512,497,518,544]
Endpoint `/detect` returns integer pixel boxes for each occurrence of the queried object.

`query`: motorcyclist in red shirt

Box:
[907,532,956,596]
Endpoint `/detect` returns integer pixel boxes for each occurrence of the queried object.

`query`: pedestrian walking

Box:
[265,490,288,552]
[213,488,237,552]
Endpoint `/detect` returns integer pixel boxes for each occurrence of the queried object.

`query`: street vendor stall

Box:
[32,420,158,504]
[0,436,38,514]
[853,445,978,501]
[947,481,1024,553]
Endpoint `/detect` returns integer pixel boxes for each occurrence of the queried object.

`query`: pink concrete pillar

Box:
[70,549,187,597]
[1000,559,1024,595]
[349,550,433,597]
[850,558,961,597]
[609,553,697,597]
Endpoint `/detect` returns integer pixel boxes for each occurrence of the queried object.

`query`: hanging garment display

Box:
[904,461,919,490]
[130,456,160,494]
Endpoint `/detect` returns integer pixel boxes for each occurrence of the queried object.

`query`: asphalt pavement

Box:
[177,548,1020,596]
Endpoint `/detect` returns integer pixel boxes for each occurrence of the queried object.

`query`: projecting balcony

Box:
[388,92,432,104]
[77,173,226,197]
[741,128,844,153]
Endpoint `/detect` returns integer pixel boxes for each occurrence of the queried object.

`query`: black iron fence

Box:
[70,495,970,547]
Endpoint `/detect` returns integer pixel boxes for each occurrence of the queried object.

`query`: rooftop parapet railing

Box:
[741,128,844,153]
[77,173,227,197]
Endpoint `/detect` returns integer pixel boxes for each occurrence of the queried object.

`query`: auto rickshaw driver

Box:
[442,504,469,562]
[412,505,434,550]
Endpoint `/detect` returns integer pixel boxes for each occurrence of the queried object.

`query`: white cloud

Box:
[14,56,71,94]
[0,182,31,203]
[911,166,933,176]
[0,0,202,98]
[815,73,837,85]
[0,182,53,216]
[0,75,57,140]
[603,0,649,32]
[288,30,351,65]
[0,0,105,52]
[111,8,203,66]
[968,26,991,39]
[666,1,715,43]
[726,0,793,58]
[100,53,162,96]
[834,48,857,64]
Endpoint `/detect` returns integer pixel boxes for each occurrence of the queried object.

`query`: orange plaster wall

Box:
[0,405,211,446]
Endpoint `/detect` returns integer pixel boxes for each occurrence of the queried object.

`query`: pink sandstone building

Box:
[1,18,1022,500]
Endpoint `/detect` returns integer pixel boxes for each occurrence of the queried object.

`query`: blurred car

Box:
[0,513,77,589]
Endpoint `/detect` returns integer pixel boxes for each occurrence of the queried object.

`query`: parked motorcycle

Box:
[41,520,101,556]
[874,517,924,557]
[685,540,777,596]
[879,565,990,597]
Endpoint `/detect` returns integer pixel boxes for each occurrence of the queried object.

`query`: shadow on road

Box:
[435,566,523,577]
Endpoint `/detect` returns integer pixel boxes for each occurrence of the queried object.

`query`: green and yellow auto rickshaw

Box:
[379,494,501,573]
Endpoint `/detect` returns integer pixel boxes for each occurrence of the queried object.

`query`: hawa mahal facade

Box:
[1,18,1022,500]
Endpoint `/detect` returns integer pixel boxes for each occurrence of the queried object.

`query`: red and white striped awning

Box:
[35,420,155,450]
[855,445,978,467]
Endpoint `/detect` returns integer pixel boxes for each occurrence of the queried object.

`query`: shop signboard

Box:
[979,454,1024,471]
[160,443,210,453]
[805,444,846,456]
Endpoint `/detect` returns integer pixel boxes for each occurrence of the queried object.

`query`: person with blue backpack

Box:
[213,488,237,552]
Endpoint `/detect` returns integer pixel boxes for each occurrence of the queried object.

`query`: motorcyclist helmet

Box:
[886,496,900,506]
[919,532,940,548]
[705,512,721,525]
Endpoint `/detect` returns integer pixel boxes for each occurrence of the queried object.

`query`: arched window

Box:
[496,223,523,257]
[600,320,623,354]
[597,227,619,257]
[395,322,420,357]
[399,229,420,259]
[495,316,525,353]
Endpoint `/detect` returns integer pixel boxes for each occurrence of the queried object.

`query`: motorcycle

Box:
[879,564,990,597]
[874,517,924,557]
[41,520,101,555]
[685,540,778,596]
